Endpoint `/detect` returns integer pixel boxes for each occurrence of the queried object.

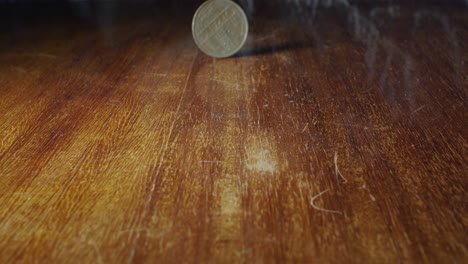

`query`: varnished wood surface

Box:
[0,2,467,263]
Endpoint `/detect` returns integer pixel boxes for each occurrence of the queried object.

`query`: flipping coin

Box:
[192,0,249,58]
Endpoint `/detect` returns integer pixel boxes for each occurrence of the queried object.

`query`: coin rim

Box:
[192,0,249,58]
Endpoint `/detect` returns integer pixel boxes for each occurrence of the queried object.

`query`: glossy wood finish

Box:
[0,2,466,263]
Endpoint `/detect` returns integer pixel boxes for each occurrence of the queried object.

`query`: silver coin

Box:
[192,0,249,58]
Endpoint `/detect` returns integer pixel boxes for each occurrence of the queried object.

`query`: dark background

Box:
[1,0,466,28]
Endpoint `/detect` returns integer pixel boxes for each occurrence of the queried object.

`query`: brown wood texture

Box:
[0,2,467,263]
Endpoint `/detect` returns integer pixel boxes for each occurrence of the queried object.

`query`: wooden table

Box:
[0,1,466,263]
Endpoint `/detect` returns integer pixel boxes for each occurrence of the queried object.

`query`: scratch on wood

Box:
[301,123,309,133]
[334,152,347,184]
[410,105,426,115]
[310,189,343,215]
[127,233,140,264]
[153,73,186,77]
[151,183,155,192]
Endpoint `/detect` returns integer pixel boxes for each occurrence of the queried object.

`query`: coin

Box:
[192,0,249,58]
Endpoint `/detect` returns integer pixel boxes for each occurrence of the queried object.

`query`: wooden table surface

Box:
[0,1,466,263]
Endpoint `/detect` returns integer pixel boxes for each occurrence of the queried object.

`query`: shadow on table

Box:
[232,41,313,58]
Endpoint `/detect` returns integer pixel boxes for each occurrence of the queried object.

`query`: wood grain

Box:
[0,2,466,263]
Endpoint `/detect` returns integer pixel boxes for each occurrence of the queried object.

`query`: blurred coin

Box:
[192,0,248,58]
